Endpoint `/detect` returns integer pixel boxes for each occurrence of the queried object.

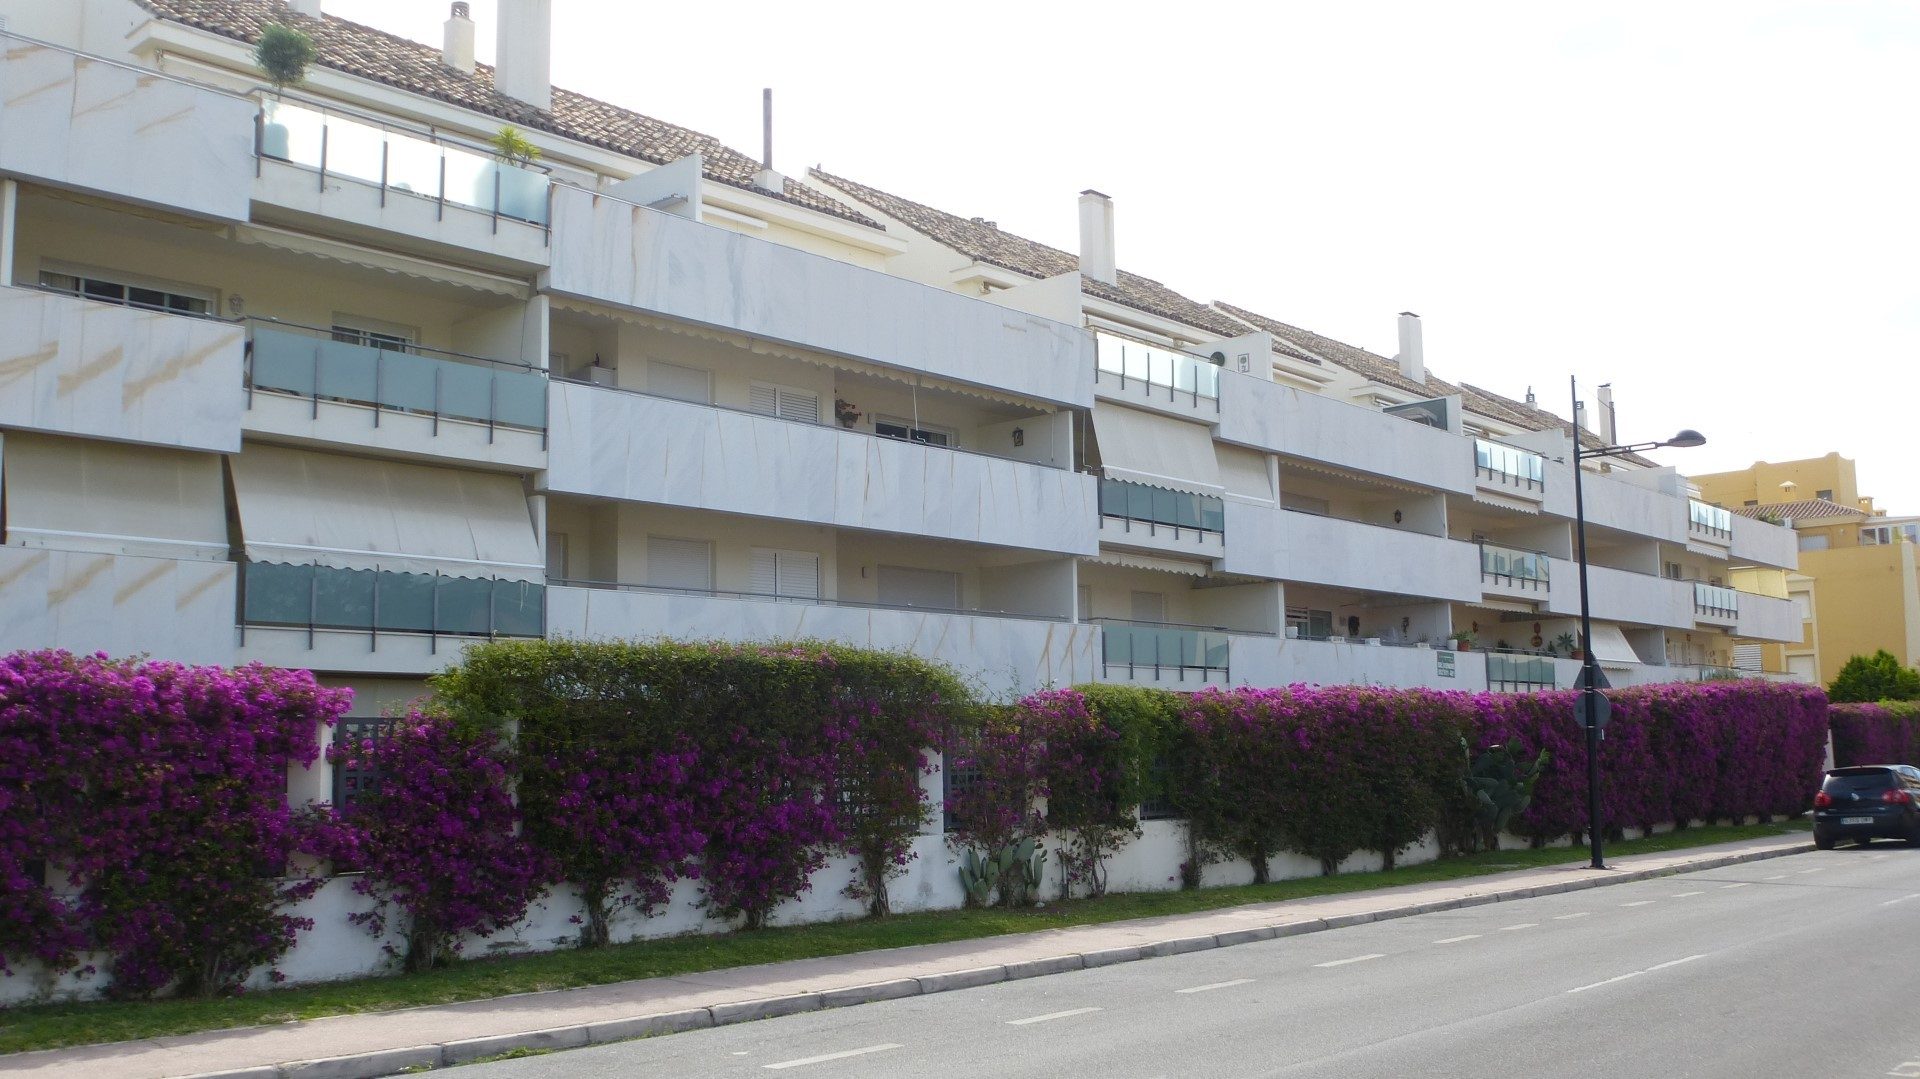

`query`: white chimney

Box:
[1078,189,1116,285]
[1596,383,1618,445]
[442,2,475,75]
[1395,311,1424,383]
[494,0,552,112]
[286,0,322,17]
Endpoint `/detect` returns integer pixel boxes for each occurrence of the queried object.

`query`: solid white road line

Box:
[1314,954,1385,968]
[1672,891,1705,898]
[1007,1007,1102,1026]
[1567,971,1644,994]
[1432,935,1481,944]
[1498,923,1537,932]
[1566,954,1705,994]
[1721,883,1750,889]
[1553,913,1592,920]
[1647,954,1705,972]
[1177,978,1255,994]
[1620,900,1656,907]
[1881,893,1920,907]
[764,1044,903,1070]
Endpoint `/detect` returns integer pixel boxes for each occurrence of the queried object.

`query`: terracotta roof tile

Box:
[132,0,876,226]
[1731,498,1867,522]
[809,169,1252,338]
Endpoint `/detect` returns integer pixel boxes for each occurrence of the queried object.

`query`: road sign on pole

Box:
[1573,665,1612,692]
[1575,690,1611,730]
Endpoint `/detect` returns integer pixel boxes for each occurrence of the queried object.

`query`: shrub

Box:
[944,705,1045,907]
[254,23,316,93]
[1831,700,1920,766]
[1828,650,1920,703]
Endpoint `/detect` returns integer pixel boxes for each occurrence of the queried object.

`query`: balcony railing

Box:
[1693,582,1739,619]
[1098,477,1225,539]
[1094,618,1232,683]
[1474,438,1546,491]
[1094,331,1221,408]
[1486,651,1557,692]
[257,98,552,231]
[1479,542,1550,591]
[241,562,544,644]
[247,322,548,439]
[1688,499,1734,541]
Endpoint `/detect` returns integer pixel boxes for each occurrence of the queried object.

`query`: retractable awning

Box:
[1,433,226,559]
[228,444,542,581]
[1589,623,1642,668]
[1091,403,1221,496]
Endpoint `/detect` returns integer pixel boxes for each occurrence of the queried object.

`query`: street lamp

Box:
[1569,376,1704,870]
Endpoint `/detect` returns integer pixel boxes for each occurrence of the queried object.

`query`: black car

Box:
[1813,765,1920,849]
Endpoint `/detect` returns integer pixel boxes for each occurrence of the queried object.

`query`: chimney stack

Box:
[286,0,322,18]
[752,88,784,193]
[442,3,475,75]
[1077,189,1116,285]
[1394,312,1424,383]
[1596,383,1617,445]
[494,0,552,112]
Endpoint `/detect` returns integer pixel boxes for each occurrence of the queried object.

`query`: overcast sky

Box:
[329,0,1920,512]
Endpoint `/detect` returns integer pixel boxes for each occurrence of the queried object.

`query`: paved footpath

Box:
[0,834,1811,1079]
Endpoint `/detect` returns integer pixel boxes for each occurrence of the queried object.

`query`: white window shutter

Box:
[647,537,712,591]
[649,361,711,405]
[877,565,959,609]
[749,550,779,596]
[748,384,779,417]
[781,552,820,599]
[778,389,820,424]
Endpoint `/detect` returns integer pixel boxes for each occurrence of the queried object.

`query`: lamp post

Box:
[1570,376,1705,870]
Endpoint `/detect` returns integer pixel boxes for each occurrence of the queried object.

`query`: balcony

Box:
[1692,582,1740,626]
[0,285,244,451]
[546,186,1090,407]
[1219,378,1474,495]
[0,37,255,221]
[545,380,1097,556]
[252,98,552,265]
[1479,542,1551,602]
[1485,651,1558,692]
[1093,331,1220,420]
[0,546,237,666]
[244,322,547,467]
[1730,513,1798,569]
[1093,618,1234,688]
[1580,470,1686,544]
[1276,511,1479,602]
[1098,477,1224,560]
[1686,499,1733,550]
[1474,438,1546,500]
[546,582,1096,695]
[1545,561,1691,628]
[1733,591,1800,642]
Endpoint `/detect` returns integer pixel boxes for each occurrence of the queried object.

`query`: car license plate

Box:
[1842,816,1874,825]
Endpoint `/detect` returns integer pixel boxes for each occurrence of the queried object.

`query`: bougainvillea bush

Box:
[1830,701,1920,767]
[432,640,968,931]
[0,650,347,997]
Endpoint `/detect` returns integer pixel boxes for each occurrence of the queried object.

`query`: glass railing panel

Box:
[261,100,326,169]
[249,328,318,397]
[1099,622,1231,673]
[492,580,546,638]
[1693,583,1738,613]
[1098,478,1224,535]
[376,349,441,414]
[1094,332,1220,400]
[242,562,543,637]
[1688,500,1733,536]
[435,359,497,424]
[314,338,382,404]
[385,130,445,198]
[249,326,547,432]
[494,369,550,430]
[242,561,313,624]
[373,571,438,633]
[1480,544,1550,582]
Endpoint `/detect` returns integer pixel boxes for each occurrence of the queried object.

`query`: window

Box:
[876,565,959,610]
[1281,492,1331,516]
[874,416,954,447]
[1286,606,1334,640]
[749,548,820,601]
[1799,535,1830,552]
[748,382,820,424]
[1816,489,1833,501]
[646,536,712,592]
[545,532,569,581]
[1791,593,1812,621]
[1662,562,1683,580]
[1743,500,1758,507]
[40,269,211,315]
[1077,584,1093,620]
[1130,591,1166,623]
[649,361,712,405]
[330,318,414,351]
[331,719,390,809]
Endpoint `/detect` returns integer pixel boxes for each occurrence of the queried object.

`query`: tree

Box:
[1829,650,1920,703]
[254,24,316,94]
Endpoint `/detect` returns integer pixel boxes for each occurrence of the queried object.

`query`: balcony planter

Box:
[482,126,546,223]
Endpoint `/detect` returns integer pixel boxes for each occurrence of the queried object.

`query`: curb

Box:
[175,841,1812,1078]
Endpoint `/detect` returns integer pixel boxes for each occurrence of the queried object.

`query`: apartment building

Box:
[0,0,1803,742]
[1694,454,1920,684]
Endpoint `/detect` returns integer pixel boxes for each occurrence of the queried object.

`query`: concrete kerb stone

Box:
[915,965,1007,993]
[710,993,822,1026]
[1004,954,1084,980]
[178,1068,281,1079]
[1078,945,1142,968]
[440,1025,590,1066]
[1271,919,1328,937]
[280,1046,442,1079]
[584,1007,715,1045]
[1320,912,1374,930]
[819,978,923,1008]
[1213,926,1277,947]
[1142,935,1217,958]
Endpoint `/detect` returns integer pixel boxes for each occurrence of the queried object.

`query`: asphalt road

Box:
[460,845,1920,1079]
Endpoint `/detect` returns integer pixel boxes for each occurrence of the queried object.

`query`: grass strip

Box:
[0,821,1808,1054]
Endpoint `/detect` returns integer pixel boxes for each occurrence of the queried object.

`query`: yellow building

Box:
[1693,455,1920,685]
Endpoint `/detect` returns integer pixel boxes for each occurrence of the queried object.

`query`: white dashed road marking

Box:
[1315,953,1385,968]
[1177,978,1255,994]
[1433,935,1481,944]
[1553,912,1591,920]
[1499,923,1538,931]
[1763,874,1788,880]
[764,1044,903,1070]
[1567,971,1644,994]
[1621,900,1656,907]
[1881,894,1920,907]
[1721,883,1750,889]
[1567,954,1704,994]
[1007,1008,1102,1026]
[1672,891,1704,898]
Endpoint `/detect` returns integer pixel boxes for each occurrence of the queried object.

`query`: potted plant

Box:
[483,125,546,222]
[834,398,863,429]
[1552,632,1579,660]
[1448,631,1476,652]
[254,23,316,159]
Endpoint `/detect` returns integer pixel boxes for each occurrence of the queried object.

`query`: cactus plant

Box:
[957,848,994,908]
[1464,740,1549,852]
[957,837,1045,907]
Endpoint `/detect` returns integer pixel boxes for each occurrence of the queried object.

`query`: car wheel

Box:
[1815,833,1836,850]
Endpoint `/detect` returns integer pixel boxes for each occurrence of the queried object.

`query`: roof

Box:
[1732,498,1868,522]
[1212,301,1461,400]
[808,169,1251,337]
[131,1,876,226]
[1460,383,1659,468]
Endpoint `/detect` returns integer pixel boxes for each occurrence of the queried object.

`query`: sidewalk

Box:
[1,834,1812,1079]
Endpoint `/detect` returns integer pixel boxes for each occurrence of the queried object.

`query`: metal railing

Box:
[551,577,1069,623]
[1094,331,1222,409]
[1098,477,1225,539]
[1693,582,1740,619]
[1688,499,1734,541]
[257,97,553,233]
[1093,618,1234,683]
[246,321,548,441]
[240,562,545,648]
[1479,541,1551,591]
[1474,438,1546,491]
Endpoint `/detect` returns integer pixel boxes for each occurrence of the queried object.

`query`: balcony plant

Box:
[483,126,547,223]
[254,23,317,159]
[833,398,863,429]
[1448,631,1476,652]
[1552,632,1578,659]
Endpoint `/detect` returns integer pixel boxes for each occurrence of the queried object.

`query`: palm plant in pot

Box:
[254,23,316,160]
[484,125,546,222]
